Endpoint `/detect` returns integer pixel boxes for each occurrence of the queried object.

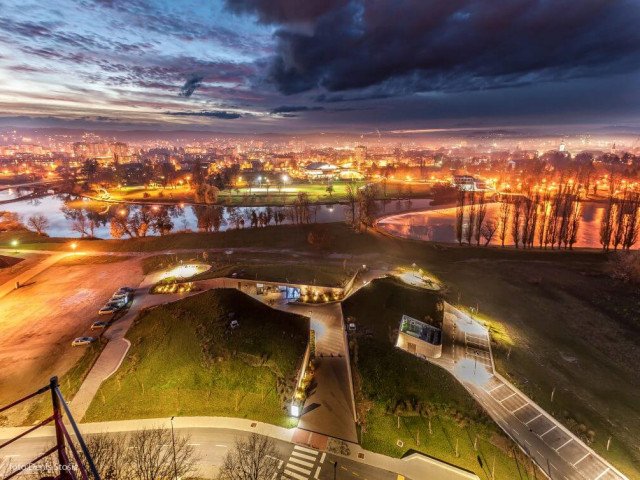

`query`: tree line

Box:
[455,183,586,249]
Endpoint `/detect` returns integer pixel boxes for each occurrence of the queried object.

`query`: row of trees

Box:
[455,185,584,249]
[600,189,640,251]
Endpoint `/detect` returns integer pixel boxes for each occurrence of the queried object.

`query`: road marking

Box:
[573,453,590,466]
[594,467,610,480]
[540,425,556,437]
[511,403,528,414]
[286,463,312,475]
[555,438,572,451]
[499,392,516,403]
[314,466,321,479]
[187,443,201,446]
[525,413,542,424]
[487,383,503,393]
[284,469,308,480]
[294,445,318,455]
[288,456,314,468]
[215,444,228,448]
[320,452,326,464]
[291,450,317,462]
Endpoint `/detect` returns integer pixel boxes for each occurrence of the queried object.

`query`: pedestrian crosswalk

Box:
[281,445,323,480]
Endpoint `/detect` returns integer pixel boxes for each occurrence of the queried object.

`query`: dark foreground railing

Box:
[0,377,100,480]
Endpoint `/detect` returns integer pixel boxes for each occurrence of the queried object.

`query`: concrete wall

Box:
[396,331,442,359]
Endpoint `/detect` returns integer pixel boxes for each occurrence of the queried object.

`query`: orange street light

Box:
[70,242,78,251]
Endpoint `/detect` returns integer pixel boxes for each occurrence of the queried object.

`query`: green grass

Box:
[342,278,536,479]
[22,340,106,426]
[84,289,309,426]
[141,251,351,287]
[3,221,638,476]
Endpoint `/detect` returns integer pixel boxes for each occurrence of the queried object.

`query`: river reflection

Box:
[378,202,609,249]
[1,195,433,239]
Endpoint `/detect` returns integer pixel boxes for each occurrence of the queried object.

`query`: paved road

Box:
[0,416,482,480]
[429,304,628,480]
[0,427,396,480]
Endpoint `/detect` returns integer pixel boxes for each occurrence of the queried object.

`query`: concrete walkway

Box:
[424,304,628,480]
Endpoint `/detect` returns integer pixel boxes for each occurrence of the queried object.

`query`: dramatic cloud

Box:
[166,110,242,119]
[231,0,640,96]
[270,105,324,113]
[179,74,205,97]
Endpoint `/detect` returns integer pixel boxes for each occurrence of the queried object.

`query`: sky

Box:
[1,0,640,134]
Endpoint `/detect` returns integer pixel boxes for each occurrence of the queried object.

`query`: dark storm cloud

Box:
[270,105,324,113]
[229,0,640,96]
[226,0,349,24]
[165,110,242,119]
[179,74,205,97]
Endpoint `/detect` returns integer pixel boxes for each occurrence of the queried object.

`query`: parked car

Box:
[111,292,132,302]
[98,300,126,315]
[72,337,95,346]
[117,286,135,293]
[91,321,109,330]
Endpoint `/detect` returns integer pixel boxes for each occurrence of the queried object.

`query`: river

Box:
[377,202,611,249]
[1,195,433,239]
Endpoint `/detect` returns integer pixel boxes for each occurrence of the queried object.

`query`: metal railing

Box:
[0,377,100,480]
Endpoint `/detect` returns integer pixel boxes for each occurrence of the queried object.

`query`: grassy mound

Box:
[85,289,308,427]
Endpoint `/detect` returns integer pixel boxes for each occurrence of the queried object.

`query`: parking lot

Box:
[0,255,144,422]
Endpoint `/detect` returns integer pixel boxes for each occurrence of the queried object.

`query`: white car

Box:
[72,337,95,347]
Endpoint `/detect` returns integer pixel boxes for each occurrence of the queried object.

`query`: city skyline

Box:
[1,0,640,133]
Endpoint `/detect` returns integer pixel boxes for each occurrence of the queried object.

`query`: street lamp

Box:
[70,242,78,252]
[11,239,18,253]
[170,416,178,480]
[331,460,338,480]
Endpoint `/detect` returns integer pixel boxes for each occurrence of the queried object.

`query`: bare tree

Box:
[455,190,465,245]
[474,192,487,246]
[345,183,358,229]
[127,427,197,480]
[465,192,476,245]
[217,433,280,480]
[498,200,511,247]
[356,184,379,231]
[622,193,640,250]
[480,220,498,246]
[85,432,129,479]
[600,196,615,251]
[27,214,49,235]
[511,197,523,248]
